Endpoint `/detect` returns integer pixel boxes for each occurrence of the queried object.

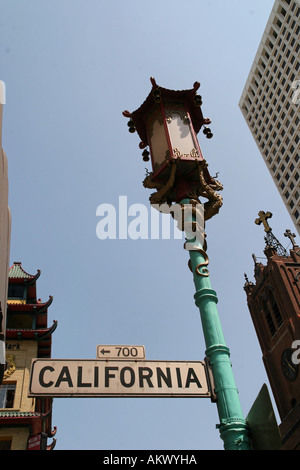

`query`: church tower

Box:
[244,211,300,450]
[0,262,57,450]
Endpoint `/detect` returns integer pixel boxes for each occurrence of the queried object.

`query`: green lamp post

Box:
[123,78,251,450]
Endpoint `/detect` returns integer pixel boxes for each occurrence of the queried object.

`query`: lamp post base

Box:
[218,420,251,450]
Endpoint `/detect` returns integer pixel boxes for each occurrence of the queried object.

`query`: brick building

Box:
[244,213,300,449]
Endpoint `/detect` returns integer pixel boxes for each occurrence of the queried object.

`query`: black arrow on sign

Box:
[100,348,110,355]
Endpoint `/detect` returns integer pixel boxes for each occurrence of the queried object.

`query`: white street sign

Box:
[96,345,145,360]
[29,359,213,398]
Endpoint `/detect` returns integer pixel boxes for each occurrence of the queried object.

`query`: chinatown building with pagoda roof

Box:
[0,262,57,450]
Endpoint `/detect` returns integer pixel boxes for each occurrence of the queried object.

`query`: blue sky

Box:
[0,0,296,450]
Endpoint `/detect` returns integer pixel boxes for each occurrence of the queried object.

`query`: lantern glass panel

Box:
[148,118,169,169]
[166,111,199,160]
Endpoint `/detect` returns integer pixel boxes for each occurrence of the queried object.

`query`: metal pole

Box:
[181,198,251,450]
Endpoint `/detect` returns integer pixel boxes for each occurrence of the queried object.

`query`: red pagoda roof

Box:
[123,77,210,147]
[9,262,39,279]
[6,320,58,358]
[8,262,40,284]
[7,296,53,311]
[0,410,57,443]
[6,320,58,340]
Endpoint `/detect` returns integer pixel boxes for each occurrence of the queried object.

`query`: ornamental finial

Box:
[255,211,272,233]
[284,229,297,248]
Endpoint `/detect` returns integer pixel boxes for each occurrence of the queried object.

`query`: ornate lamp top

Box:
[123,78,223,221]
[122,77,211,149]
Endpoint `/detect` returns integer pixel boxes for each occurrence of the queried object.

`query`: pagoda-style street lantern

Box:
[123,78,251,450]
[123,77,222,218]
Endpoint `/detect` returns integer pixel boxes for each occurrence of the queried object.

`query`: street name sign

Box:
[96,345,145,360]
[29,359,214,398]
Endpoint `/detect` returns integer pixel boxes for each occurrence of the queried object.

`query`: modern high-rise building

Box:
[239,0,300,234]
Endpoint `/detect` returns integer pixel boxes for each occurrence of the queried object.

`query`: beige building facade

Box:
[0,82,11,383]
[0,341,38,450]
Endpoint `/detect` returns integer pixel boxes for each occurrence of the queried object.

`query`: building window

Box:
[261,289,283,338]
[6,312,35,329]
[271,295,283,326]
[0,439,12,450]
[280,7,287,17]
[269,290,283,328]
[7,284,27,300]
[263,300,276,336]
[0,383,16,408]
